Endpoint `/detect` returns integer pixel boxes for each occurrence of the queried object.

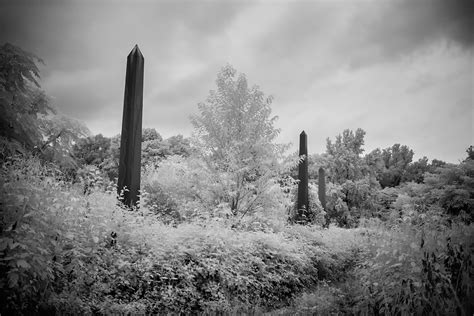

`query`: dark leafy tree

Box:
[424,160,474,221]
[0,43,43,93]
[327,128,366,156]
[403,156,430,183]
[166,135,191,157]
[402,157,447,184]
[142,127,162,142]
[0,43,88,157]
[141,129,191,166]
[466,145,474,161]
[141,128,164,165]
[307,153,332,180]
[325,128,367,184]
[367,144,414,188]
[365,148,384,175]
[74,130,191,180]
[72,134,111,166]
[431,158,447,169]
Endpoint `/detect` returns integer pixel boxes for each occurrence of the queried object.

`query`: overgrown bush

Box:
[141,155,225,221]
[1,155,357,315]
[353,219,474,315]
[325,182,352,227]
[4,152,471,315]
[288,183,326,226]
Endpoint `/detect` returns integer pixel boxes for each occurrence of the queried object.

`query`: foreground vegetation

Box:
[0,155,352,314]
[1,155,473,315]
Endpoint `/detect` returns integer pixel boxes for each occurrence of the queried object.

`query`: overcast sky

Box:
[1,0,472,162]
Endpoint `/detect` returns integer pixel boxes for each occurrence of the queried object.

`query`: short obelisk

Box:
[117,45,144,207]
[318,167,326,211]
[297,130,309,221]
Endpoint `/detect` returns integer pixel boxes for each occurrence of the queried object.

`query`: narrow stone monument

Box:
[117,45,144,207]
[297,130,309,221]
[318,167,326,211]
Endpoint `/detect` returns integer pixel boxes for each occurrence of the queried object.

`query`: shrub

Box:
[1,155,360,314]
[141,182,181,224]
[141,155,223,221]
[353,219,474,315]
[325,182,352,227]
[288,183,326,226]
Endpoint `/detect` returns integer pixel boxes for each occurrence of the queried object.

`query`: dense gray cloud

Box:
[0,0,471,162]
[255,0,472,70]
[347,0,473,67]
[0,1,246,70]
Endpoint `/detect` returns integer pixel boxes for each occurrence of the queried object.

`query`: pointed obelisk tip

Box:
[129,44,143,57]
[301,130,306,135]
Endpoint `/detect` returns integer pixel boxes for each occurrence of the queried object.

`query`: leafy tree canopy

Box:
[142,127,162,142]
[190,64,284,214]
[327,128,366,157]
[466,145,474,161]
[325,128,367,184]
[73,134,111,166]
[191,65,280,165]
[0,43,43,93]
[403,156,430,183]
[367,144,414,188]
[0,43,89,160]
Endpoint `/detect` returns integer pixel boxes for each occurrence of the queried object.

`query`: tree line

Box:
[1,42,472,227]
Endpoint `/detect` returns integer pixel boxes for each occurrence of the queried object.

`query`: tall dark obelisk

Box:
[118,45,144,207]
[297,130,309,221]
